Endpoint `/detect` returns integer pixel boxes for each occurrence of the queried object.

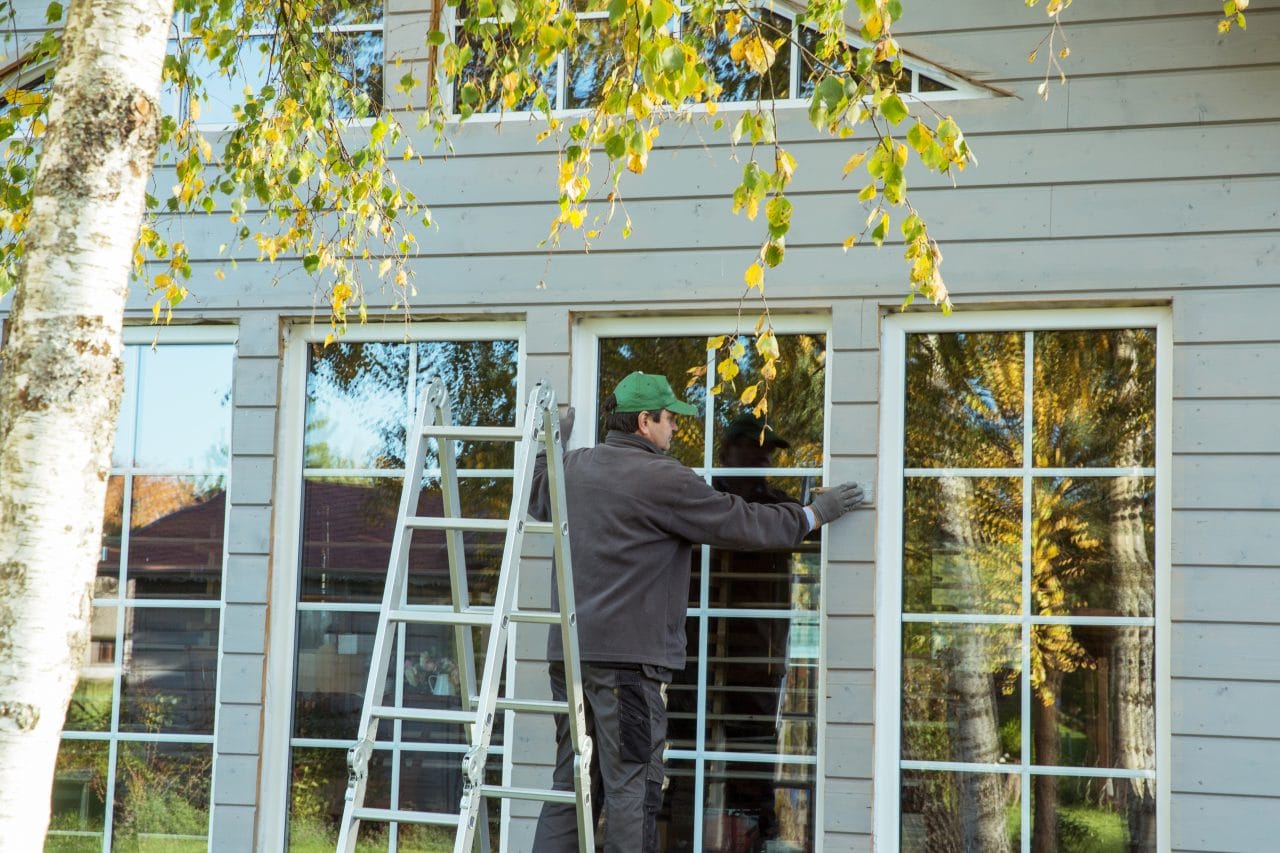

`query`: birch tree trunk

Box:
[0,1,172,846]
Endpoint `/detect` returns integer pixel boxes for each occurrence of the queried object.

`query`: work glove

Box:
[557,407,575,450]
[807,482,864,526]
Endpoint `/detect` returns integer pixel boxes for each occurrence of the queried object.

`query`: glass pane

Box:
[565,16,629,109]
[900,769,1020,852]
[186,35,273,124]
[903,477,1022,615]
[1028,774,1156,852]
[127,475,226,599]
[702,760,815,852]
[65,606,117,733]
[657,758,695,850]
[798,26,905,99]
[416,338,520,469]
[1031,626,1155,771]
[319,0,385,26]
[703,616,814,756]
[325,30,383,118]
[711,333,826,469]
[452,25,557,113]
[400,622,503,746]
[305,341,410,470]
[693,10,792,102]
[289,747,392,850]
[1033,329,1156,469]
[46,740,108,850]
[112,742,211,850]
[665,618,701,751]
[904,332,1023,469]
[98,475,124,597]
[1033,477,1155,617]
[597,336,707,467]
[133,343,233,471]
[917,73,955,93]
[299,475,510,604]
[294,610,378,739]
[901,623,1021,765]
[119,607,219,734]
[706,477,821,611]
[396,753,501,841]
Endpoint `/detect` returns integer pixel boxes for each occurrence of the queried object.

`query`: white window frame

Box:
[572,312,833,851]
[873,307,1173,853]
[446,0,988,120]
[52,322,238,853]
[260,319,527,851]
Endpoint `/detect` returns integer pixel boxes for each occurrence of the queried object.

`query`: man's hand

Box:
[558,406,575,449]
[808,482,865,526]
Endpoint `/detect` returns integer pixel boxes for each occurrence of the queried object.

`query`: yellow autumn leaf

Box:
[744,263,764,289]
[843,151,868,176]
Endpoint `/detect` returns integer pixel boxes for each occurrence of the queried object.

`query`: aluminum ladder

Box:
[336,378,594,852]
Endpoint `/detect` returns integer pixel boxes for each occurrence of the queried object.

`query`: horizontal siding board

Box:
[1174,288,1280,344]
[1175,343,1280,398]
[825,669,874,724]
[1174,399,1280,454]
[822,777,873,831]
[1174,679,1280,739]
[1172,623,1280,681]
[1173,566,1280,624]
[1050,177,1280,238]
[1173,736,1280,798]
[897,0,1214,34]
[1171,792,1280,852]
[1174,510,1280,567]
[826,616,874,669]
[824,723,874,780]
[1174,456,1280,510]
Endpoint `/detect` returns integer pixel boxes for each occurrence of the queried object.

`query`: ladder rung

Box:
[372,705,477,725]
[509,610,562,625]
[404,516,557,535]
[481,785,576,804]
[495,697,571,715]
[422,424,525,441]
[389,608,494,626]
[353,807,461,826]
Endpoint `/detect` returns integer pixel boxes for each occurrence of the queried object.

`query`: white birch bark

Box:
[0,1,173,847]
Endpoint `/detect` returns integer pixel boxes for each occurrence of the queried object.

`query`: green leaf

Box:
[881,93,909,124]
[45,1,63,23]
[303,254,321,274]
[651,0,676,29]
[661,44,685,73]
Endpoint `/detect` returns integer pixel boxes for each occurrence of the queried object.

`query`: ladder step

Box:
[405,517,557,535]
[372,705,476,725]
[353,807,461,826]
[421,424,525,441]
[389,608,494,626]
[481,785,577,804]
[508,610,562,625]
[495,698,571,715]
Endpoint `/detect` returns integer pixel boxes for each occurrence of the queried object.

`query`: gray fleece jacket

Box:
[531,430,811,671]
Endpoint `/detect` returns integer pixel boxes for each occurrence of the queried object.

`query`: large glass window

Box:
[47,332,234,852]
[581,317,829,851]
[879,312,1168,852]
[286,330,522,851]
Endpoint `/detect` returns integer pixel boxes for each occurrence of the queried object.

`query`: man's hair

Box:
[602,393,664,434]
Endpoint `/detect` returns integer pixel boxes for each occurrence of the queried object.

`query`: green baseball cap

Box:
[612,371,699,416]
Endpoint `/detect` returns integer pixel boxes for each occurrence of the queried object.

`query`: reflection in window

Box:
[289,333,519,849]
[596,329,826,851]
[51,338,232,851]
[897,326,1159,852]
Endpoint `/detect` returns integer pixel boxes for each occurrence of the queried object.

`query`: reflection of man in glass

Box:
[531,373,864,853]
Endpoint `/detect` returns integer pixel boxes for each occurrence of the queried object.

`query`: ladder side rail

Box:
[336,391,438,853]
[432,382,491,853]
[540,403,596,853]
[452,383,548,853]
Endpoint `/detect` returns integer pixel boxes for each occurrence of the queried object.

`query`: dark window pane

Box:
[905,332,1024,469]
[565,16,630,109]
[294,610,379,739]
[917,72,955,92]
[47,739,108,848]
[903,476,1022,615]
[900,769,1020,851]
[665,617,702,751]
[127,475,226,599]
[111,742,211,849]
[306,341,411,470]
[692,10,792,103]
[596,336,707,467]
[703,760,815,852]
[119,608,219,734]
[1031,626,1155,772]
[901,623,1021,765]
[288,747,392,849]
[1028,774,1156,852]
[1032,329,1156,469]
[1033,476,1155,617]
[453,25,557,113]
[65,606,117,733]
[657,758,695,850]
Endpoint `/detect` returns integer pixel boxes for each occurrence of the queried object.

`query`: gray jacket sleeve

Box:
[659,464,810,550]
[529,450,551,522]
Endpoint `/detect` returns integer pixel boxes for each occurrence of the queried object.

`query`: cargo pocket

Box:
[617,679,651,765]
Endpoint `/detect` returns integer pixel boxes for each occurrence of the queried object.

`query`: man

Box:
[530,371,862,852]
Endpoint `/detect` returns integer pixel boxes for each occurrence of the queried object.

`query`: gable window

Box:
[452,1,976,115]
[875,310,1170,852]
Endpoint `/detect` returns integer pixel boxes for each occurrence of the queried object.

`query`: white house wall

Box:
[2,0,1278,850]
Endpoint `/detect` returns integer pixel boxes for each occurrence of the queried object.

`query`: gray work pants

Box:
[532,662,670,852]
